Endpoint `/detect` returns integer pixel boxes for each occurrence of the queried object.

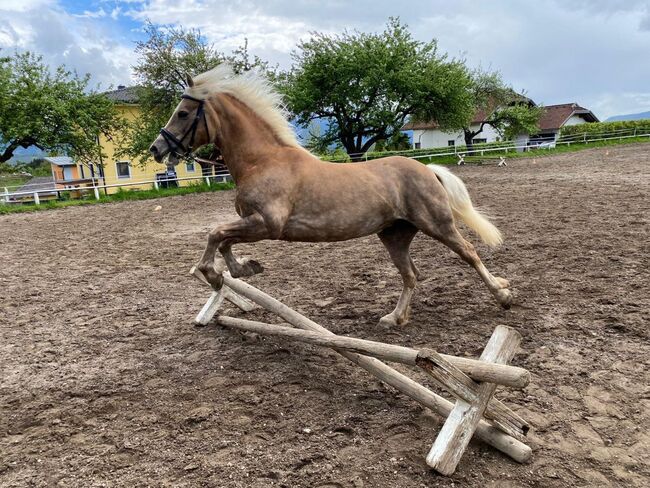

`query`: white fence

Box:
[2,169,231,205]
[324,126,650,162]
[3,126,650,205]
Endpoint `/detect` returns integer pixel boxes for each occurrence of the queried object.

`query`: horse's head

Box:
[149,74,212,166]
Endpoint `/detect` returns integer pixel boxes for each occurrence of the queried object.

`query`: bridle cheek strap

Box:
[159,94,211,157]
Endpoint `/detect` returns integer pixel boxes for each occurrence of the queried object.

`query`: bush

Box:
[560,119,650,139]
[321,139,517,162]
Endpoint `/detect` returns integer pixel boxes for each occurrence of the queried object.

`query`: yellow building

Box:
[97,86,213,194]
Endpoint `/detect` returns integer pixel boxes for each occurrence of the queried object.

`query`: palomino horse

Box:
[149,66,512,326]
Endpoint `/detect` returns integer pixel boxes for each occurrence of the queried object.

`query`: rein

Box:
[159,94,211,158]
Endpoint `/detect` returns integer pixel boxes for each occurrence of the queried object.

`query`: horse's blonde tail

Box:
[427,165,503,247]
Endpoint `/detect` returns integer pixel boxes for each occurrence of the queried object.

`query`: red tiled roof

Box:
[537,103,599,131]
[402,101,599,132]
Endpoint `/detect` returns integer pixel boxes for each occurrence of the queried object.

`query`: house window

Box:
[472,138,487,144]
[414,142,421,149]
[448,140,455,147]
[185,161,196,172]
[116,161,131,179]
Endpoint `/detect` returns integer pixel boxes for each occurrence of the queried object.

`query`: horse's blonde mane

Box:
[186,64,300,148]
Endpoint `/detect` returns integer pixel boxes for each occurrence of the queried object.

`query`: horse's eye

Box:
[178,110,189,119]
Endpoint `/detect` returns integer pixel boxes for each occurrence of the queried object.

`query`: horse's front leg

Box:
[196,213,270,287]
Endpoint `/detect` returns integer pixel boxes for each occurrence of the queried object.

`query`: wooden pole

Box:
[220,274,532,464]
[216,315,528,439]
[191,268,528,388]
[214,314,527,388]
[217,315,418,364]
[426,325,522,475]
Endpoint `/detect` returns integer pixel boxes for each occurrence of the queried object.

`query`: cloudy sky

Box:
[1,0,649,118]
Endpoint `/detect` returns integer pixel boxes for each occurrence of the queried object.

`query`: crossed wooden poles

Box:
[191,267,532,476]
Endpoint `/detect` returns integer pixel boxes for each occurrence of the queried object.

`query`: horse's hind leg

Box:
[377,221,419,326]
[419,217,512,309]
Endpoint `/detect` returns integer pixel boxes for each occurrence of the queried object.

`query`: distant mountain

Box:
[6,145,47,165]
[606,111,650,122]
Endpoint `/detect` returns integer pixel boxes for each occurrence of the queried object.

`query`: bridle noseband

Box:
[159,94,211,158]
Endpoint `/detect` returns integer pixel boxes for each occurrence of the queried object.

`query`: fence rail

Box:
[322,126,650,162]
[2,170,231,204]
[3,125,650,205]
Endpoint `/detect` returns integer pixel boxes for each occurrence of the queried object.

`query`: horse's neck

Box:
[210,94,284,183]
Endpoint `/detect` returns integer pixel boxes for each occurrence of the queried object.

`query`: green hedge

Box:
[560,119,650,139]
[320,139,517,162]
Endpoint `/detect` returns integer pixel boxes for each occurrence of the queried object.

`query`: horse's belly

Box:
[281,209,395,242]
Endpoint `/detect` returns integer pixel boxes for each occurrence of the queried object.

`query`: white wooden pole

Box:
[33,192,40,205]
[93,186,100,200]
[205,176,211,186]
[153,180,159,190]
[2,187,8,203]
[214,315,528,389]
[219,274,531,463]
[426,325,522,475]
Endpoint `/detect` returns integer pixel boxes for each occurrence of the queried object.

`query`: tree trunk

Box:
[463,129,475,153]
[0,141,21,163]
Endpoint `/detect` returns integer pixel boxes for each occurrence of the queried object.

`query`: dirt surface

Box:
[1,144,648,487]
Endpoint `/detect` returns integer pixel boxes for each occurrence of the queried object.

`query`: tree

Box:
[280,18,474,160]
[373,132,411,152]
[120,23,272,170]
[0,51,123,164]
[459,68,543,150]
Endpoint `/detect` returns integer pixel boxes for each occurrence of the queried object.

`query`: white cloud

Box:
[0,1,136,89]
[75,8,108,19]
[0,0,55,13]
[121,0,650,117]
[1,0,649,117]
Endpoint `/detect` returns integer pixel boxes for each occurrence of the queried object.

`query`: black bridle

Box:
[159,94,210,158]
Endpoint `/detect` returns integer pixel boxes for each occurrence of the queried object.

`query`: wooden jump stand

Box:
[190,266,532,476]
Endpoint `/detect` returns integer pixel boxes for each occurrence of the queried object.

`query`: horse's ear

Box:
[185,74,194,88]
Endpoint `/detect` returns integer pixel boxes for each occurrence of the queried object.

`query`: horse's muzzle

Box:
[149,139,166,163]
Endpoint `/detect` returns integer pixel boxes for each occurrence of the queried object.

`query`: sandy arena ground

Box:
[1,144,648,487]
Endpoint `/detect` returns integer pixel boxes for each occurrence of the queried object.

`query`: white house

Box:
[522,103,599,147]
[402,106,503,149]
[402,102,599,150]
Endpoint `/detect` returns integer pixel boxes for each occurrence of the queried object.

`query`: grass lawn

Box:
[2,135,649,216]
[413,135,650,165]
[0,174,31,189]
[0,181,235,215]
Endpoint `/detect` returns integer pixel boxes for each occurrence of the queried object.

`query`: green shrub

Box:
[560,119,650,139]
[321,139,517,162]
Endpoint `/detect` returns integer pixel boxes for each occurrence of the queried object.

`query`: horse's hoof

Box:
[379,313,409,327]
[241,258,264,276]
[495,289,512,309]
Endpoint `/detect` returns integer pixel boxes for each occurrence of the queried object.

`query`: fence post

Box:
[2,187,8,203]
[583,133,586,144]
[205,176,211,186]
[33,192,40,205]
[153,180,159,191]
[93,186,100,200]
